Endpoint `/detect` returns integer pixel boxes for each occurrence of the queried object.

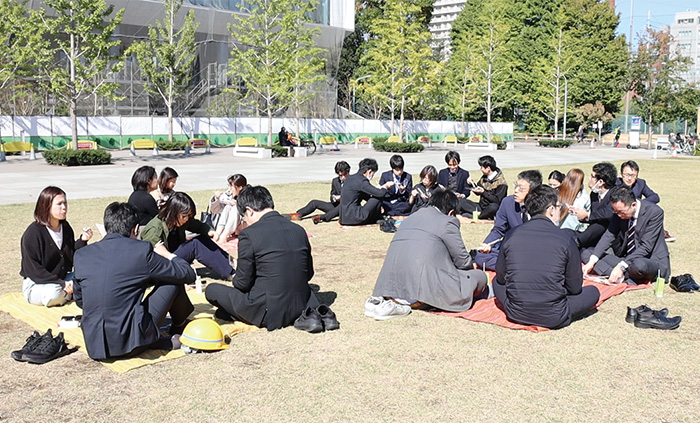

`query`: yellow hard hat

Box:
[179,318,229,351]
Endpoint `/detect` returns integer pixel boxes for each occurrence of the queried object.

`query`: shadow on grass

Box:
[310,283,337,306]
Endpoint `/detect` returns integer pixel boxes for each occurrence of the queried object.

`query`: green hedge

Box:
[373,142,424,153]
[43,149,112,166]
[264,145,288,157]
[373,136,389,143]
[156,141,188,151]
[538,139,572,148]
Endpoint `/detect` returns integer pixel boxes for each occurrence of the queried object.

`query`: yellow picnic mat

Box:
[0,290,258,373]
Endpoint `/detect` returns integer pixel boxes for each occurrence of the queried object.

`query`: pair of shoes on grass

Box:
[364,296,411,321]
[11,329,76,364]
[626,305,681,330]
[294,305,339,333]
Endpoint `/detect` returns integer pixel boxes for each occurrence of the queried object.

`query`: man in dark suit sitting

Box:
[340,158,394,226]
[206,186,317,330]
[474,170,541,271]
[296,161,350,224]
[74,202,196,360]
[581,185,670,285]
[379,154,413,217]
[615,160,659,203]
[493,185,600,329]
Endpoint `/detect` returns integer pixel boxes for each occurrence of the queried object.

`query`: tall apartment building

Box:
[669,10,700,84]
[428,0,467,57]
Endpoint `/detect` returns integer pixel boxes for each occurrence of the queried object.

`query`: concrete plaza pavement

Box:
[0,142,663,206]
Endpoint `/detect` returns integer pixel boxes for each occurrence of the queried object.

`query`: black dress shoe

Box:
[316,305,339,331]
[625,305,668,324]
[294,307,324,333]
[670,274,696,293]
[633,310,682,330]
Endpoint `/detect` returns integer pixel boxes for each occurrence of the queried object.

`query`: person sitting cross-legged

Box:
[581,186,670,285]
[339,158,394,226]
[379,154,413,217]
[458,155,508,220]
[206,186,318,330]
[493,185,600,329]
[368,190,489,320]
[74,202,195,360]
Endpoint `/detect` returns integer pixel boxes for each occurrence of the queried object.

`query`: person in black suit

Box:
[458,155,508,220]
[437,150,471,213]
[296,161,350,224]
[206,186,317,330]
[127,166,160,226]
[615,160,660,203]
[493,185,600,329]
[581,186,670,285]
[339,158,394,226]
[568,162,617,249]
[379,155,413,216]
[74,202,196,360]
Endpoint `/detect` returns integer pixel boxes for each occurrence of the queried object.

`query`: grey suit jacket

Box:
[372,207,481,312]
[592,200,670,279]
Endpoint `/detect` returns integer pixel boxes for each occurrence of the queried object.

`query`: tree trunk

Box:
[70,32,78,150]
[647,113,653,150]
[399,94,405,143]
[267,109,273,147]
[168,103,174,143]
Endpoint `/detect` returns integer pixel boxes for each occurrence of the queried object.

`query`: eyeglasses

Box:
[621,172,637,178]
[590,174,598,179]
[513,183,528,192]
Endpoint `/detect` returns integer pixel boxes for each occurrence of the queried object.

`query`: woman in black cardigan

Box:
[127,165,159,226]
[20,186,92,306]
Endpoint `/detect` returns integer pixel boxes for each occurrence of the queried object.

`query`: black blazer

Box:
[329,176,343,206]
[340,172,387,225]
[74,234,195,359]
[592,200,670,280]
[437,167,471,197]
[586,190,613,225]
[379,170,413,203]
[128,190,159,226]
[496,215,583,328]
[615,177,660,204]
[232,211,314,330]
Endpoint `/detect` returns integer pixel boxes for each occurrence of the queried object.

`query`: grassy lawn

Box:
[0,158,698,422]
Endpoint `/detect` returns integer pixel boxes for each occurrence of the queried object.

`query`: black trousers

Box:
[297,200,339,222]
[459,199,499,220]
[576,222,607,249]
[492,282,599,328]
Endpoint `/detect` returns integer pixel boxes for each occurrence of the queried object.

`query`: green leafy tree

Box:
[358,0,437,142]
[128,0,199,142]
[631,28,691,149]
[38,0,124,149]
[449,0,510,141]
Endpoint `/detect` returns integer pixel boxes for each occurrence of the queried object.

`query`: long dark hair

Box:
[158,192,196,228]
[34,186,66,226]
[158,167,179,195]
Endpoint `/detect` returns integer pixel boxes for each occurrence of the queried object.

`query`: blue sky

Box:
[615,0,700,44]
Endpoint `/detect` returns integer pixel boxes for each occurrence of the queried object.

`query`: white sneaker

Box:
[364,296,383,318]
[373,299,411,321]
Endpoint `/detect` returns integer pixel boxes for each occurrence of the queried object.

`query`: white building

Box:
[428,0,467,57]
[30,0,355,117]
[669,10,700,84]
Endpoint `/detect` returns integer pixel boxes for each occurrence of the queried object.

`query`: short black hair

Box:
[358,158,379,174]
[620,160,639,173]
[524,185,559,216]
[389,154,404,170]
[428,190,458,215]
[445,150,461,164]
[104,202,139,237]
[548,170,565,183]
[609,185,636,206]
[159,192,196,228]
[592,162,617,189]
[517,170,542,190]
[334,161,350,175]
[237,185,275,215]
[131,166,156,191]
[478,155,497,171]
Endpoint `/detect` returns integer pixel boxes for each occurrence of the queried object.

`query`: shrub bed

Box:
[43,149,112,166]
[373,141,424,153]
[265,145,288,157]
[538,139,572,148]
[156,141,188,150]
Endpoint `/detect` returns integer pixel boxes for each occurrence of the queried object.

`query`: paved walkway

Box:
[0,142,663,205]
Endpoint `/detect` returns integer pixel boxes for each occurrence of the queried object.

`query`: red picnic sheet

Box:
[432,271,650,332]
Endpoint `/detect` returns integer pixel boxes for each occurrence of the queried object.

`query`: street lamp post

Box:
[562,75,568,141]
[353,75,372,114]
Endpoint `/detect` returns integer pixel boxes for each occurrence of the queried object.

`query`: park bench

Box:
[69,140,97,150]
[354,136,372,148]
[465,141,497,151]
[188,138,211,154]
[0,141,36,160]
[417,136,432,146]
[387,135,400,143]
[319,136,339,151]
[443,135,458,146]
[233,137,271,159]
[129,139,158,156]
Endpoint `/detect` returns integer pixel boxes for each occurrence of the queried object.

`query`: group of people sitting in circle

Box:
[18,153,672,360]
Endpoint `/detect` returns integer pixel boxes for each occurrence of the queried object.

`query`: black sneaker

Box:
[316,305,339,331]
[22,331,75,364]
[293,307,324,333]
[10,330,47,362]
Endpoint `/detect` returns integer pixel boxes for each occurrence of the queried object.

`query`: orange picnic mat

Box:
[0,290,258,373]
[433,273,650,332]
